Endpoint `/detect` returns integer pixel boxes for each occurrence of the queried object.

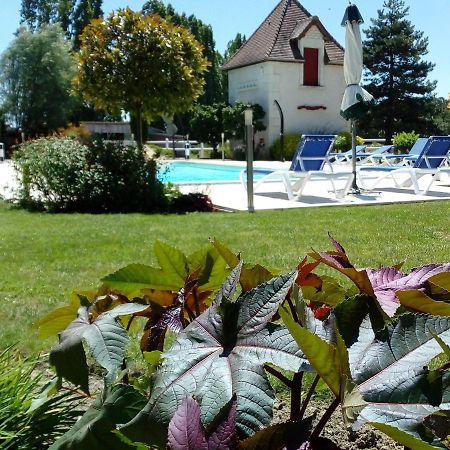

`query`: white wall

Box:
[228,26,349,150]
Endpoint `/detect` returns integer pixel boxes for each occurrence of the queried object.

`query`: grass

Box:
[1,199,450,353]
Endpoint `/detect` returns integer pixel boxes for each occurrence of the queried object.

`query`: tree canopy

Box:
[74,8,209,146]
[362,0,436,142]
[20,0,103,47]
[0,24,76,136]
[142,0,225,105]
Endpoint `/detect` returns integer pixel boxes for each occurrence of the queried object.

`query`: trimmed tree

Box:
[74,8,209,148]
[362,0,436,142]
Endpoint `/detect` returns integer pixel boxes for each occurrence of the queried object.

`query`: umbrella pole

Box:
[350,119,360,194]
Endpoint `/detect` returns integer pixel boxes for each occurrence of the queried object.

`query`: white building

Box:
[223,0,348,151]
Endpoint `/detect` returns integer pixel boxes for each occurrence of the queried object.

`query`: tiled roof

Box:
[222,0,344,70]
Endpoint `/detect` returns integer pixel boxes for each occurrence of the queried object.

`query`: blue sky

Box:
[0,0,449,98]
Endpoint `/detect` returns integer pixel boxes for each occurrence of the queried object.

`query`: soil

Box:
[272,397,404,450]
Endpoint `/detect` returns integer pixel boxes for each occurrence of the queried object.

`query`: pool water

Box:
[158,161,273,183]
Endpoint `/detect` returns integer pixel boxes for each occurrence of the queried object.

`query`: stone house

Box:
[222,0,348,153]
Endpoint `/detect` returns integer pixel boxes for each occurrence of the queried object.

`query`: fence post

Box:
[200,143,205,159]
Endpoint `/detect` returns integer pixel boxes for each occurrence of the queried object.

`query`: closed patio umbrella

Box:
[340,3,374,194]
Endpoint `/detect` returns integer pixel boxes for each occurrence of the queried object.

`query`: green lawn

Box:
[1,200,450,353]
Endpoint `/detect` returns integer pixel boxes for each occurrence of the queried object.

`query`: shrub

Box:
[270,134,302,161]
[39,237,450,449]
[393,131,419,153]
[0,347,81,449]
[13,136,168,212]
[333,131,365,151]
[170,192,214,214]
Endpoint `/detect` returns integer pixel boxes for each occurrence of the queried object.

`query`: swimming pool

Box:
[158,161,274,183]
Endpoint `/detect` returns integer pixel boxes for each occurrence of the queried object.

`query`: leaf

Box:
[370,423,445,450]
[398,290,450,316]
[280,305,348,397]
[154,240,189,281]
[37,293,85,340]
[168,397,237,450]
[49,332,89,394]
[49,384,147,450]
[50,307,129,384]
[121,271,310,442]
[82,314,129,374]
[371,264,450,317]
[427,272,450,302]
[168,397,208,450]
[347,314,450,438]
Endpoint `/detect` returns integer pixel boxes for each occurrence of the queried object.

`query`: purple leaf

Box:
[328,233,346,255]
[206,400,237,450]
[369,263,450,317]
[318,251,353,270]
[168,397,208,450]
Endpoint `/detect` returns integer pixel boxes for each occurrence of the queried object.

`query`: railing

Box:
[146,139,213,158]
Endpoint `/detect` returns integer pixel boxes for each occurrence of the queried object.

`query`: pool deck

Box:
[2,158,450,211]
[174,159,450,211]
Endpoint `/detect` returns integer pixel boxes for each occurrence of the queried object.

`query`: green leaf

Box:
[196,246,230,292]
[209,238,239,267]
[348,314,450,438]
[36,293,83,340]
[370,423,445,450]
[154,240,188,282]
[82,314,129,374]
[49,334,89,394]
[427,272,450,302]
[49,384,147,450]
[279,305,344,397]
[102,263,181,295]
[121,271,310,442]
[398,290,450,316]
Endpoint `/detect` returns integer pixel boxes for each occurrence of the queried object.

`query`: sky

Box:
[0,0,449,98]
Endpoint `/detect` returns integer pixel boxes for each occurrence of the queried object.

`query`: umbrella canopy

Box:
[340,4,374,120]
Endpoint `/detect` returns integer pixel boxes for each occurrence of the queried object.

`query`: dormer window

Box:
[303,47,319,86]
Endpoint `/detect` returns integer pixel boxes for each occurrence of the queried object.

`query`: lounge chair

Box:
[329,145,367,164]
[358,144,394,164]
[378,137,428,166]
[241,135,353,201]
[357,136,450,195]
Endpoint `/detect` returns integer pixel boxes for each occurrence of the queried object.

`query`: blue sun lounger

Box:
[358,136,450,195]
[241,135,353,201]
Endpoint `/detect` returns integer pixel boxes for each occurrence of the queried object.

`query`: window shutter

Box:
[303,47,319,86]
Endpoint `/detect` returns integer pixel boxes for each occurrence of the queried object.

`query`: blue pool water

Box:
[158,161,273,183]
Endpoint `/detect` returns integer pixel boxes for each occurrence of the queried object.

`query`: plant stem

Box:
[310,397,340,440]
[287,296,300,324]
[290,371,303,421]
[264,364,292,387]
[299,374,320,420]
[192,288,201,316]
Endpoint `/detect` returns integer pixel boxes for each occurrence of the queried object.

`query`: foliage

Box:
[270,134,302,162]
[12,136,168,212]
[170,192,214,214]
[392,131,419,153]
[142,0,225,106]
[20,0,103,47]
[0,24,76,137]
[222,101,266,144]
[332,132,365,152]
[361,0,436,142]
[223,33,247,61]
[74,8,209,147]
[189,103,225,154]
[0,347,82,449]
[39,236,450,449]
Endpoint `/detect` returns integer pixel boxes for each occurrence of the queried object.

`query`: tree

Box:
[142,0,225,105]
[222,101,266,142]
[189,103,225,155]
[20,0,103,46]
[223,33,246,61]
[362,0,436,142]
[74,8,209,147]
[0,25,76,137]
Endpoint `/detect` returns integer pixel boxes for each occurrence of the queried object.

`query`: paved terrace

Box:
[1,159,450,211]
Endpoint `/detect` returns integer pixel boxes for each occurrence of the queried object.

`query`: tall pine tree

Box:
[362,0,436,142]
